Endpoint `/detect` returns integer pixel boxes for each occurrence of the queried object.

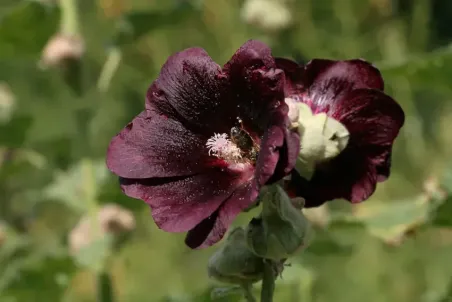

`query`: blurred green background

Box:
[1,0,452,301]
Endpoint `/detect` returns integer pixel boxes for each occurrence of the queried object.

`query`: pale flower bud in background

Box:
[303,204,330,228]
[68,204,135,255]
[98,204,136,234]
[241,0,292,32]
[423,176,447,201]
[0,83,16,124]
[39,33,85,68]
[0,223,6,248]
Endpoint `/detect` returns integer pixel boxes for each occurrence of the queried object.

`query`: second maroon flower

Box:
[278,58,405,207]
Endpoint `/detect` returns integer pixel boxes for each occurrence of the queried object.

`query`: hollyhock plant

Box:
[106,40,300,249]
[279,58,405,207]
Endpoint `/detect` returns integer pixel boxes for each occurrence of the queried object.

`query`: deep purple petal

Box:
[367,146,393,182]
[106,110,220,179]
[119,165,254,233]
[275,57,305,97]
[254,103,300,185]
[301,59,384,114]
[304,59,384,92]
[185,182,256,248]
[145,40,285,138]
[224,40,286,135]
[289,150,378,207]
[224,40,275,76]
[254,125,285,186]
[145,47,232,135]
[330,89,405,148]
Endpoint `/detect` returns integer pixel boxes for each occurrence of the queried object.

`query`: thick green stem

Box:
[60,0,79,35]
[97,271,114,302]
[260,260,276,302]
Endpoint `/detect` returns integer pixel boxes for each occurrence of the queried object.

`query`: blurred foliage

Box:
[1,0,452,301]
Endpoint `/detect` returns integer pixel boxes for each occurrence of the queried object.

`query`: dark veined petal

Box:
[145,40,285,137]
[275,57,305,96]
[289,149,378,207]
[119,165,254,233]
[330,89,405,148]
[224,40,286,135]
[254,103,300,185]
[185,182,256,248]
[106,110,221,179]
[224,40,275,76]
[145,47,233,135]
[302,59,385,114]
[304,59,384,92]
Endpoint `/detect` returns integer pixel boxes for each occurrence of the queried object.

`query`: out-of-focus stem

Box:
[97,271,114,302]
[97,47,122,92]
[60,0,80,35]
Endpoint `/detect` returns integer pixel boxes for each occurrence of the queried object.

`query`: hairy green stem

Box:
[260,260,276,302]
[97,271,114,302]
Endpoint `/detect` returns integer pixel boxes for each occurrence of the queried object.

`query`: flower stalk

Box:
[260,260,276,302]
[97,270,114,302]
[60,0,80,36]
[97,47,122,92]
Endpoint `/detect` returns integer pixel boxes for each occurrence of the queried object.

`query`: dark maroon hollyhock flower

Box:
[278,58,405,207]
[106,40,300,249]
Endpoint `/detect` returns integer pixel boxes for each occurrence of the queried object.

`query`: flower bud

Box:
[241,0,292,32]
[0,83,16,124]
[98,204,136,234]
[207,227,264,285]
[423,176,447,200]
[40,33,85,68]
[245,185,311,260]
[0,223,6,248]
[68,203,135,255]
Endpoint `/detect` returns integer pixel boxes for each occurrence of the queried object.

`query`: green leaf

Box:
[0,115,32,147]
[113,3,198,45]
[378,44,452,92]
[43,159,109,212]
[431,197,452,227]
[0,1,60,58]
[344,197,430,244]
[441,167,452,194]
[0,251,76,301]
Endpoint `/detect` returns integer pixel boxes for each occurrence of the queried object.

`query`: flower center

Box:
[206,125,260,165]
[286,99,350,180]
[206,133,243,162]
